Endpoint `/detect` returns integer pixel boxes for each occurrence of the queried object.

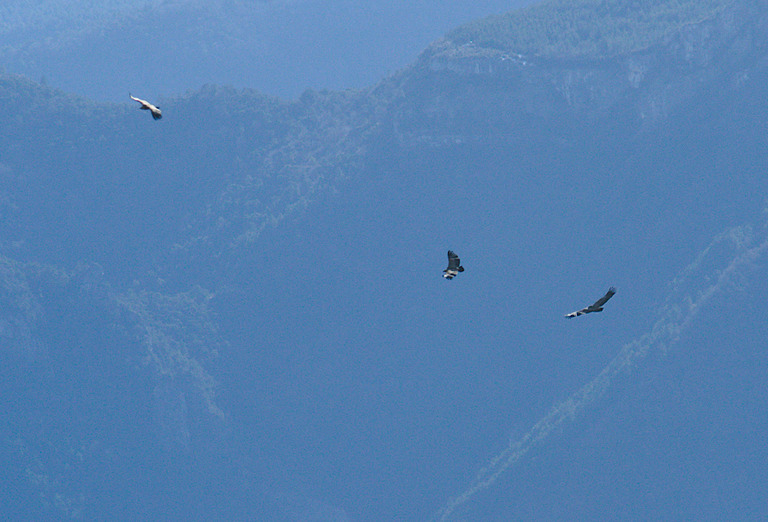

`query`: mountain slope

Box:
[0,78,373,286]
[447,0,731,58]
[2,0,768,520]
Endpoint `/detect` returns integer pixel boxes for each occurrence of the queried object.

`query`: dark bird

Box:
[565,287,616,318]
[130,93,162,120]
[443,250,464,280]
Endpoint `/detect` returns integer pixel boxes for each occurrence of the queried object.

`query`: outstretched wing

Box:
[131,93,162,120]
[591,287,616,308]
[566,287,616,318]
[446,250,461,270]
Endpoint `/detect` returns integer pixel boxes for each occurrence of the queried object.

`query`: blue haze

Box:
[1,1,768,521]
[0,0,535,101]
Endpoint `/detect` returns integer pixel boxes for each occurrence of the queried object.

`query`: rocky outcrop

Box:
[387,0,768,143]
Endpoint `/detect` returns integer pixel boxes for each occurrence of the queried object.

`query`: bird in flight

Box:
[443,250,465,280]
[565,287,616,318]
[129,93,162,120]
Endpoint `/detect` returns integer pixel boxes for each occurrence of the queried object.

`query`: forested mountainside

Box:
[2,0,768,519]
[401,0,760,135]
[447,0,731,58]
[0,77,372,285]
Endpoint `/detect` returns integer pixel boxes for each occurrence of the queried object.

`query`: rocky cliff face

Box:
[384,0,768,144]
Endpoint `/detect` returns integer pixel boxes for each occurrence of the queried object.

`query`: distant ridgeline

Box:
[0,0,153,43]
[399,0,763,148]
[446,0,732,59]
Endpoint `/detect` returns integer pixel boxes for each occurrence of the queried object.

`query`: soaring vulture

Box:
[129,93,162,120]
[565,287,616,318]
[443,250,464,280]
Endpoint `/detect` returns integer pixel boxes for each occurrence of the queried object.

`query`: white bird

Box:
[565,287,616,318]
[443,250,464,280]
[129,93,162,120]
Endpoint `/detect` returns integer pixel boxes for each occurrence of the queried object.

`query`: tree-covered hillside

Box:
[0,73,373,287]
[447,0,732,58]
